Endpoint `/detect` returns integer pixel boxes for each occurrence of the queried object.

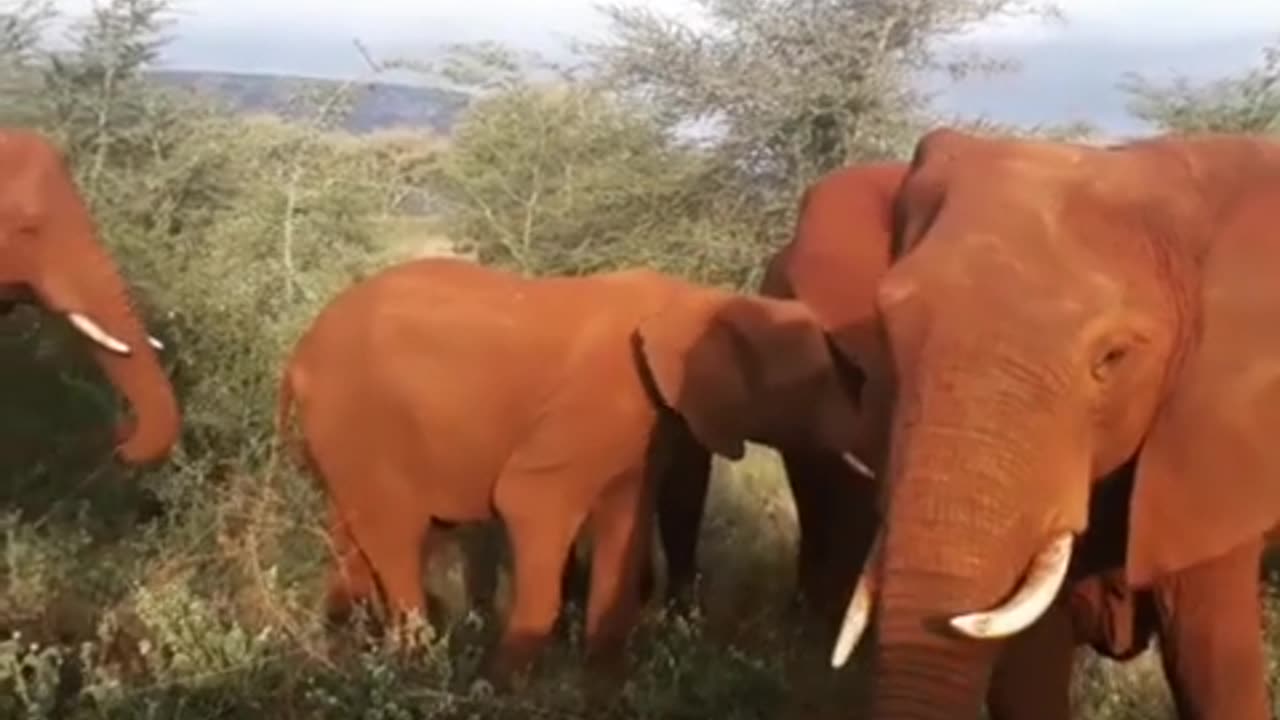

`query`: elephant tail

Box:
[273,360,306,469]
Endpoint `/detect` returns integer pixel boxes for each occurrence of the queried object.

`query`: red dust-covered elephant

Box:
[828,128,1280,720]
[273,257,868,687]
[652,162,908,629]
[0,128,179,464]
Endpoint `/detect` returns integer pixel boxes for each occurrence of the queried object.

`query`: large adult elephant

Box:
[274,257,868,690]
[831,128,1280,719]
[0,128,178,464]
[652,162,907,630]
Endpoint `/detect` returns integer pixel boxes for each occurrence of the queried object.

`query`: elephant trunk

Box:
[842,355,1082,719]
[89,304,180,464]
[866,458,1024,718]
[870,570,1004,719]
[33,216,180,464]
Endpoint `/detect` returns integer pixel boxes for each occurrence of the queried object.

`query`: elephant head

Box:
[0,128,179,464]
[633,287,868,462]
[830,128,1280,717]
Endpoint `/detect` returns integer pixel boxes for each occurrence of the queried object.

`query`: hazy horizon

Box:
[47,0,1280,133]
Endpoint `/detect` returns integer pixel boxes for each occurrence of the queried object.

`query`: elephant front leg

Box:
[1151,537,1270,720]
[653,421,711,610]
[781,448,878,631]
[582,467,653,701]
[489,479,587,688]
[985,599,1075,720]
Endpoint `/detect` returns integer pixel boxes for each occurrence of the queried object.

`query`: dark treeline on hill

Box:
[147,69,471,133]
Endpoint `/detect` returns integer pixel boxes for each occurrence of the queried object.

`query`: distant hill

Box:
[147,69,470,134]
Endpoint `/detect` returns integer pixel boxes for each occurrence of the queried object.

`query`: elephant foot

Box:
[659,573,703,618]
[484,632,548,693]
[386,611,433,655]
[784,586,844,647]
[581,656,628,707]
[481,652,528,694]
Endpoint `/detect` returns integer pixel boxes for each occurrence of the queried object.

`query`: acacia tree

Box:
[584,0,1061,206]
[429,80,754,280]
[423,0,1069,288]
[0,0,53,122]
[1122,39,1280,134]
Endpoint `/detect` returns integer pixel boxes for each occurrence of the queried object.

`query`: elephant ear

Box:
[1128,180,1280,587]
[632,296,761,461]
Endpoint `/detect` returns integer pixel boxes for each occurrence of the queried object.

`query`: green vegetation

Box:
[0,0,1278,717]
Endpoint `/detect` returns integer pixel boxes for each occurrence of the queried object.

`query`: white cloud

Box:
[48,0,1280,61]
[970,0,1280,43]
[43,0,1280,131]
[48,0,1280,39]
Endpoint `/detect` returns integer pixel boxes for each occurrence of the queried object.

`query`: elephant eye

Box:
[1090,345,1129,382]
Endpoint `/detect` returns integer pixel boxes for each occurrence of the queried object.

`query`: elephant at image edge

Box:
[273,257,866,688]
[830,128,1280,720]
[0,128,179,465]
[653,161,906,630]
[644,158,1170,714]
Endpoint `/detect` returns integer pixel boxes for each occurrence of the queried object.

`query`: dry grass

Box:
[5,436,1275,719]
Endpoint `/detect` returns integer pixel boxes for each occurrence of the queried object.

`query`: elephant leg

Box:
[323,503,380,631]
[782,448,878,629]
[654,422,712,609]
[490,487,586,684]
[460,522,506,616]
[985,598,1075,720]
[324,468,432,652]
[1151,537,1269,720]
[582,467,652,697]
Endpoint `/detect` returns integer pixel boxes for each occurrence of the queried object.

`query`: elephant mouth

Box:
[0,284,163,353]
[65,311,164,355]
[0,284,36,315]
[829,530,1076,668]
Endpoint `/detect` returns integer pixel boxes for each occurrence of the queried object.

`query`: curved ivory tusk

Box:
[841,452,876,479]
[948,531,1074,640]
[830,531,883,668]
[148,335,164,351]
[67,312,131,355]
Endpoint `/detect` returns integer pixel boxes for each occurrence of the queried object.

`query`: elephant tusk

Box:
[148,335,164,351]
[67,312,131,356]
[841,452,876,479]
[831,531,883,668]
[948,531,1074,640]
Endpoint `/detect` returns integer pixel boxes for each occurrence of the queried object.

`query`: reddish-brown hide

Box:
[0,128,179,465]
[275,257,865,687]
[845,128,1280,720]
[654,161,907,632]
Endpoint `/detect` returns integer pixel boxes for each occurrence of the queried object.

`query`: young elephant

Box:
[275,257,867,686]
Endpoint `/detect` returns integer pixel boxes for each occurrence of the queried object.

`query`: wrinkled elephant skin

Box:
[0,128,179,464]
[834,129,1280,720]
[275,257,867,692]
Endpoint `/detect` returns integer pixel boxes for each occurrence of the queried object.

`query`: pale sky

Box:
[45,0,1280,131]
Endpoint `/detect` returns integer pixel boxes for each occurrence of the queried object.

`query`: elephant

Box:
[827,127,1280,719]
[0,128,179,464]
[986,465,1162,718]
[273,256,868,689]
[650,162,908,633]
